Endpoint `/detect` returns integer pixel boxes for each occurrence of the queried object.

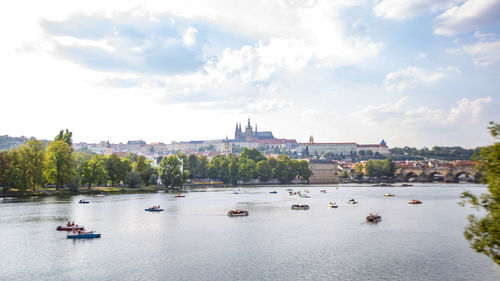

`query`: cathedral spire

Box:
[247,118,251,128]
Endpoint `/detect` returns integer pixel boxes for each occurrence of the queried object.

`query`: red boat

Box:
[174,194,185,198]
[408,200,422,204]
[57,225,85,231]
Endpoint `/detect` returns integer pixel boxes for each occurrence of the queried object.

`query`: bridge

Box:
[395,164,481,183]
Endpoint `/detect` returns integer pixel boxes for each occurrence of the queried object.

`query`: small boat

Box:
[57,225,85,231]
[291,204,309,210]
[366,213,382,222]
[174,194,185,198]
[401,183,413,187]
[328,202,338,208]
[285,188,293,192]
[320,189,326,193]
[227,210,249,216]
[348,199,358,204]
[67,231,101,239]
[94,192,106,197]
[384,193,395,197]
[269,191,277,194]
[145,208,164,212]
[79,199,89,204]
[408,200,422,204]
[233,191,239,194]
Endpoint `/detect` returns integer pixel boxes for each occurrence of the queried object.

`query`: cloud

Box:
[355,96,492,128]
[373,0,460,19]
[447,39,500,66]
[183,27,198,46]
[383,66,460,92]
[434,0,500,36]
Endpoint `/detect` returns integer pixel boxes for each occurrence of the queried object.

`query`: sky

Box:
[1,0,499,148]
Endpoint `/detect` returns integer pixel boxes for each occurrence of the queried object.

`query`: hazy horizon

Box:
[1,0,499,148]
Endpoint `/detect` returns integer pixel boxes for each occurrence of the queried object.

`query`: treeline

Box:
[390,146,480,161]
[351,158,396,179]
[182,147,312,184]
[0,131,312,193]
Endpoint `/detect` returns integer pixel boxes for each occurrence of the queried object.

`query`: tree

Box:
[55,129,73,146]
[273,161,288,184]
[197,155,209,178]
[297,160,312,181]
[158,155,184,188]
[133,155,154,186]
[256,160,272,182]
[0,151,10,192]
[229,158,239,185]
[80,155,107,189]
[460,122,500,264]
[45,140,74,190]
[240,147,265,163]
[19,139,46,191]
[105,154,130,186]
[239,159,256,182]
[125,170,141,188]
[186,154,198,179]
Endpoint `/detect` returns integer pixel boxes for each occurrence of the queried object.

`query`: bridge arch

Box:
[428,172,445,182]
[404,172,419,182]
[454,171,474,182]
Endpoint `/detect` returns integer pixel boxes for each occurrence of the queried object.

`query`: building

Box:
[357,140,390,155]
[221,137,232,155]
[234,118,274,141]
[307,159,341,184]
[298,142,358,156]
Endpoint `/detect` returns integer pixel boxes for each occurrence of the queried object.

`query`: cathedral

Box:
[234,118,274,141]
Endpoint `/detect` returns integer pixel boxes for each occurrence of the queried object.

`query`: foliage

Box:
[125,170,141,188]
[132,155,154,186]
[45,140,74,190]
[105,154,131,186]
[55,129,73,146]
[256,160,272,182]
[390,146,479,161]
[460,122,500,264]
[158,155,185,188]
[365,158,396,178]
[80,154,107,189]
[19,139,46,191]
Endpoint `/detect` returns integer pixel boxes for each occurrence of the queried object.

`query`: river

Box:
[1,183,499,281]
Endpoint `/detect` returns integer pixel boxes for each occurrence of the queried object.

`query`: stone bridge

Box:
[395,165,481,183]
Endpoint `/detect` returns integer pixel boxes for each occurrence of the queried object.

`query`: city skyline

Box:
[1,0,499,148]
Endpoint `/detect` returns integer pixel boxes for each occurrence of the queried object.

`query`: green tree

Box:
[219,159,230,183]
[197,155,209,178]
[125,170,141,188]
[105,154,130,186]
[158,155,184,188]
[460,122,500,264]
[256,160,272,182]
[55,129,73,146]
[273,160,289,184]
[239,159,257,182]
[229,158,239,185]
[45,140,74,190]
[80,154,107,189]
[19,139,46,191]
[133,155,154,186]
[186,154,198,179]
[240,147,265,163]
[0,151,10,192]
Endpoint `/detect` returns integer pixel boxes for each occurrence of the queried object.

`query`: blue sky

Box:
[0,0,499,148]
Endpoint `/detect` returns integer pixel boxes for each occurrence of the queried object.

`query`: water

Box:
[1,184,499,281]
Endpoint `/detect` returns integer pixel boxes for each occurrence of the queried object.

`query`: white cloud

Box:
[356,96,492,128]
[383,66,459,92]
[448,39,500,66]
[373,0,460,19]
[434,0,500,36]
[182,27,198,46]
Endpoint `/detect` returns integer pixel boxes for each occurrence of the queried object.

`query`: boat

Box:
[408,200,422,204]
[67,231,101,239]
[328,202,338,208]
[320,189,326,193]
[285,188,293,192]
[269,191,277,194]
[384,193,395,197]
[174,194,185,198]
[94,192,106,197]
[366,213,382,223]
[291,204,309,210]
[79,199,89,204]
[233,191,239,194]
[57,225,85,231]
[348,199,358,204]
[401,183,413,187]
[227,210,249,216]
[145,208,164,212]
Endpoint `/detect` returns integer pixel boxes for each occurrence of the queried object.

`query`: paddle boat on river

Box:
[269,191,277,194]
[366,213,382,223]
[57,222,84,231]
[227,210,249,216]
[174,194,185,198]
[328,202,338,208]
[291,204,309,210]
[94,192,106,197]
[79,199,89,204]
[384,193,395,197]
[348,199,358,204]
[67,231,101,239]
[145,205,164,212]
[408,199,422,204]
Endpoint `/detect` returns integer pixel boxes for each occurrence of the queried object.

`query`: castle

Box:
[234,118,274,141]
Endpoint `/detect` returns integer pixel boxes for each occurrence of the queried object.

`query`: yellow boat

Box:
[384,193,395,197]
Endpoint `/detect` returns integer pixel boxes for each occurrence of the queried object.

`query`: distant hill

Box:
[0,135,49,151]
